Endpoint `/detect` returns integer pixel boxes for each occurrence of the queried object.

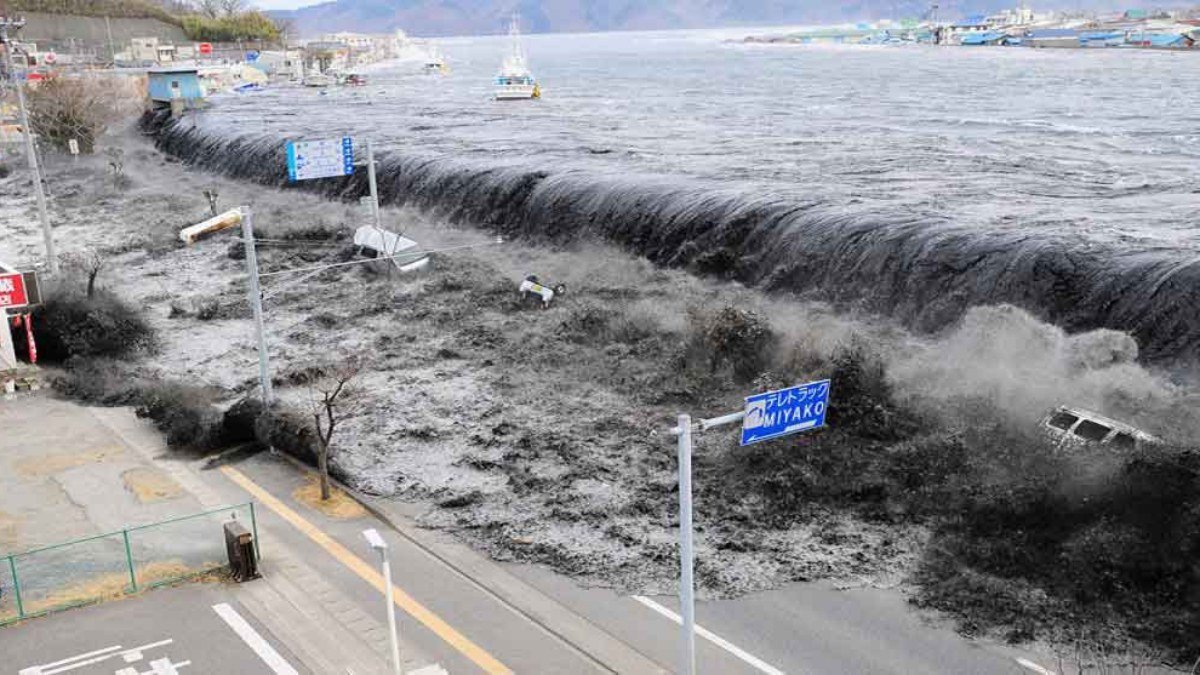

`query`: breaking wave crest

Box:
[146,112,1200,365]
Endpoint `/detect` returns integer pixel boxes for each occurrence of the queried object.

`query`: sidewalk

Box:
[0,393,420,674]
[88,403,430,675]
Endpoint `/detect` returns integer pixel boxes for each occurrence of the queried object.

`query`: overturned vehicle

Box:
[353,226,430,273]
[1041,406,1161,450]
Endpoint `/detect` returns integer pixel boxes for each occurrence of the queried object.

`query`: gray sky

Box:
[251,0,316,11]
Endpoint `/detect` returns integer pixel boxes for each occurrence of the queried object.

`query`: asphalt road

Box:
[1,583,309,675]
[216,451,1054,675]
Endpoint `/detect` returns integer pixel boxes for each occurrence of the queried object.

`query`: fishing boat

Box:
[495,16,540,100]
[424,47,448,74]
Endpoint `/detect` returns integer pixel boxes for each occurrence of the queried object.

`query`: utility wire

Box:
[257,239,502,279]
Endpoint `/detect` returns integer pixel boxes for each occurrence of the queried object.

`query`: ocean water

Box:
[159,30,1200,362]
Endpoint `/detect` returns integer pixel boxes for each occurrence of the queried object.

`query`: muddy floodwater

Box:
[159,30,1200,364]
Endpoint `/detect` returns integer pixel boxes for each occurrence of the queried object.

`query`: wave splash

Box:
[146,112,1200,365]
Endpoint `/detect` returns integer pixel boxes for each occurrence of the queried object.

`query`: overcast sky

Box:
[251,0,316,11]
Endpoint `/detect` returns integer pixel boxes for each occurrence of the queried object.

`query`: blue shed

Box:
[148,67,204,106]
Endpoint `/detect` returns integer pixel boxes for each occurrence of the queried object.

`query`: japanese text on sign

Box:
[740,379,831,446]
[285,137,354,182]
[0,272,29,309]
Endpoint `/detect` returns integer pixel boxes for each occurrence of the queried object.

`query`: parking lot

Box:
[2,583,308,675]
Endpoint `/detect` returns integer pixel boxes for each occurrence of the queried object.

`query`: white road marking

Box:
[1015,657,1057,675]
[632,595,786,675]
[212,602,299,675]
[22,640,176,675]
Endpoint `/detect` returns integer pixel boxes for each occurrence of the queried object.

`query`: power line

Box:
[256,239,502,279]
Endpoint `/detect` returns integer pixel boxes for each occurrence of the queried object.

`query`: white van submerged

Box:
[1040,406,1160,450]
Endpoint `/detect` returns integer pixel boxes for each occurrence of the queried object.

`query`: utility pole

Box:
[104,15,115,66]
[240,207,273,405]
[0,17,57,274]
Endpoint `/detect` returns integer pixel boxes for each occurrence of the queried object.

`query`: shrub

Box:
[33,288,154,361]
[685,305,775,382]
[52,357,144,405]
[136,383,223,449]
[181,11,280,41]
[26,76,118,154]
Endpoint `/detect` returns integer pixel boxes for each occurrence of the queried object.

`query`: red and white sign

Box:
[0,272,29,309]
[199,42,213,55]
[43,51,56,64]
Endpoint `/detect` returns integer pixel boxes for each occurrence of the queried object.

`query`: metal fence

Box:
[0,502,257,625]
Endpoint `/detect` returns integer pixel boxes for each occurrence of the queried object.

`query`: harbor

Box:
[745,5,1200,49]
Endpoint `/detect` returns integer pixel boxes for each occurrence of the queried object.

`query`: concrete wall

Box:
[21,12,187,51]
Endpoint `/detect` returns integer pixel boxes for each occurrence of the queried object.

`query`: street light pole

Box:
[240,206,273,405]
[1,18,57,274]
[363,528,402,675]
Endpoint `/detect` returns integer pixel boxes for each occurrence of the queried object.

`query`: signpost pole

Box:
[677,413,697,675]
[667,380,829,674]
[240,207,273,405]
[366,139,382,231]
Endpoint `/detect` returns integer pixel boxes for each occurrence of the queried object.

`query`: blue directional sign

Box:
[245,50,260,62]
[740,379,831,446]
[285,137,354,182]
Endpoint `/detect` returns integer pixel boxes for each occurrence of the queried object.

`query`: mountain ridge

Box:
[270,0,1157,37]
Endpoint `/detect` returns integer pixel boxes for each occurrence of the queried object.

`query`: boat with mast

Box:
[495,16,540,100]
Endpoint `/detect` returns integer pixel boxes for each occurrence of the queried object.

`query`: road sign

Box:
[245,50,259,62]
[68,138,79,155]
[740,379,831,446]
[285,137,354,182]
[0,272,29,309]
[199,42,213,55]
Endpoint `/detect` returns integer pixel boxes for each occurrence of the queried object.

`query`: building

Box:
[1026,28,1082,47]
[1126,31,1195,48]
[250,50,304,80]
[961,31,1012,46]
[147,67,204,113]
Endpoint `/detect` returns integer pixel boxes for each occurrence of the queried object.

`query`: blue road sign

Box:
[285,137,355,182]
[740,379,831,446]
[245,50,260,62]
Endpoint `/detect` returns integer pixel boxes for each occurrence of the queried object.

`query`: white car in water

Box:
[1041,406,1160,450]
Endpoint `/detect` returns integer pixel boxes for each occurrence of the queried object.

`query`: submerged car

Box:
[1041,406,1160,450]
[353,225,430,273]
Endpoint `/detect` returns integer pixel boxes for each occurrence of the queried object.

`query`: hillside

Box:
[9,0,181,24]
[272,0,1155,37]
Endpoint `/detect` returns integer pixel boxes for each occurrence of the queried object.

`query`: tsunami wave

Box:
[145,111,1200,366]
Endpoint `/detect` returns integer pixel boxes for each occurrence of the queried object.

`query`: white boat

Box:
[302,73,333,88]
[424,47,448,74]
[495,16,540,100]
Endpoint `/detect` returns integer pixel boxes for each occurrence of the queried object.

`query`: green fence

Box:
[0,502,257,625]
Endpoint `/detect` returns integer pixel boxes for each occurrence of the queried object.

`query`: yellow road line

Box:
[220,465,513,675]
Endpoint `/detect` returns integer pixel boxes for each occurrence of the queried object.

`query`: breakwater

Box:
[144,110,1200,366]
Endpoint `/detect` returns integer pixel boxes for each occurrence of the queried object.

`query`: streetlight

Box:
[362,528,402,675]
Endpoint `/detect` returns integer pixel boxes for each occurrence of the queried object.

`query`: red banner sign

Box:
[199,42,213,55]
[0,272,29,309]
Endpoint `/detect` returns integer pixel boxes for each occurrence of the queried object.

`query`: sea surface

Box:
[165,30,1200,361]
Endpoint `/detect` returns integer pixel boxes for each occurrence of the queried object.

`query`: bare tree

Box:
[60,248,105,299]
[219,0,246,16]
[194,0,222,19]
[309,358,363,501]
